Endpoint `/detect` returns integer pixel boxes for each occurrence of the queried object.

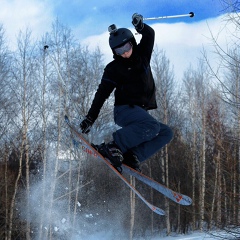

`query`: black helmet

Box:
[108,24,135,50]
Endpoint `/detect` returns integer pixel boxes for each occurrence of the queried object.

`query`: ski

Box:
[65,116,192,206]
[65,115,165,215]
[121,165,192,205]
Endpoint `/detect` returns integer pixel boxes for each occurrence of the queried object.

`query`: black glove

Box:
[80,116,94,134]
[132,13,144,31]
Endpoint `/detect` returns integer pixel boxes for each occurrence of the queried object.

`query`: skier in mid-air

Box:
[80,13,173,171]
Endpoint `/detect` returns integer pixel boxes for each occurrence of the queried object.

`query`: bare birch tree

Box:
[151,47,175,235]
[7,28,38,239]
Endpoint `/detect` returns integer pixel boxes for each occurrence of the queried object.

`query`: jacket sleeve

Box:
[87,68,116,122]
[137,23,155,64]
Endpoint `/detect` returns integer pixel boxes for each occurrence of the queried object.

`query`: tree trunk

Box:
[216,151,221,226]
[73,152,82,228]
[129,176,136,240]
[192,129,196,230]
[199,114,206,231]
[38,43,48,240]
[25,141,31,240]
[210,160,218,229]
[8,144,24,239]
[165,145,170,235]
[4,145,9,240]
[149,161,154,236]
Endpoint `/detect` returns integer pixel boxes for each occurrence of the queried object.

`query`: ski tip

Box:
[154,207,165,215]
[177,194,192,206]
[148,204,165,215]
[174,195,193,206]
[184,197,193,206]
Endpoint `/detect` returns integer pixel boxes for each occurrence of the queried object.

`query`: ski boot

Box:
[92,141,123,169]
[122,151,141,172]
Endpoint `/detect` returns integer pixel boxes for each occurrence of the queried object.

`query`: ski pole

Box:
[43,45,67,89]
[43,45,82,119]
[43,45,71,113]
[143,12,194,21]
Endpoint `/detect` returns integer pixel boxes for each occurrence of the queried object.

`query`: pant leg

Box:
[113,105,173,161]
[131,122,173,162]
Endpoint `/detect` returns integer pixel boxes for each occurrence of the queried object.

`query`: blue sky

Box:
[51,0,224,39]
[1,0,225,42]
[0,0,232,80]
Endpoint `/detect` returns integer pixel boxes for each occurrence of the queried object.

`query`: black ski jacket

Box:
[87,24,157,122]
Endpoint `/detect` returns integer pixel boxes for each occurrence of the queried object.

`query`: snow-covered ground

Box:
[154,231,227,240]
[81,230,238,240]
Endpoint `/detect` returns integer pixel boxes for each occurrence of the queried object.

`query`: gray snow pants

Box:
[113,105,173,162]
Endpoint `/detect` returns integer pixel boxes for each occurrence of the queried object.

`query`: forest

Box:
[0,2,240,240]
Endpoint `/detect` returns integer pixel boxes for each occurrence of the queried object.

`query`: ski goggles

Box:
[114,42,132,55]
